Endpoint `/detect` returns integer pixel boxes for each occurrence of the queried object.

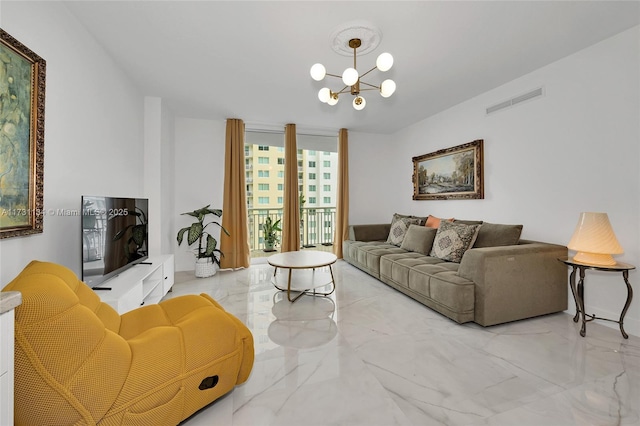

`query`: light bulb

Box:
[342,67,359,86]
[353,96,366,110]
[318,88,331,103]
[327,94,339,106]
[310,63,326,81]
[380,79,396,98]
[376,52,394,72]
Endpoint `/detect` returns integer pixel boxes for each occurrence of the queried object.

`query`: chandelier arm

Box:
[357,88,382,92]
[325,73,342,79]
[359,81,381,90]
[359,67,378,79]
[335,86,350,94]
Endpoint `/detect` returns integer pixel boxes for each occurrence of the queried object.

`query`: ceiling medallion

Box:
[310,21,396,111]
[329,21,382,56]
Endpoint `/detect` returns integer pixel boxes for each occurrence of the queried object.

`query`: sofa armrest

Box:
[458,241,568,326]
[348,223,391,242]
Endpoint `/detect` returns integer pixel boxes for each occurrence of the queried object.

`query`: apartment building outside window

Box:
[245,130,338,254]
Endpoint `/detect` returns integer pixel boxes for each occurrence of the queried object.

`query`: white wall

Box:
[0,2,145,284]
[351,27,640,336]
[173,117,226,271]
[144,97,163,257]
[160,102,176,255]
[349,130,405,225]
[144,97,176,258]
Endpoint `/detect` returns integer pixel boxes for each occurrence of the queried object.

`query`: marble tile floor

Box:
[164,260,640,426]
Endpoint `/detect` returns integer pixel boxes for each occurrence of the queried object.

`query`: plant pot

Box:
[264,241,276,252]
[195,258,216,278]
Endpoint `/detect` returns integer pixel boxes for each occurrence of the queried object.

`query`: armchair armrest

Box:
[458,240,568,326]
[348,223,391,242]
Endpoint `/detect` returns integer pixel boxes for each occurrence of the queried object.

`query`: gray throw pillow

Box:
[473,222,523,248]
[430,221,481,263]
[400,225,437,255]
[387,214,421,246]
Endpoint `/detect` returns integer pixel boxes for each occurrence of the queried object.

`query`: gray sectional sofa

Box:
[343,219,568,326]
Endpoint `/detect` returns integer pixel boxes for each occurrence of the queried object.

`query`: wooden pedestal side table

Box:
[559,257,635,339]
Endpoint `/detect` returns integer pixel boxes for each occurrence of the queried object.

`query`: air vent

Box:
[486,87,544,115]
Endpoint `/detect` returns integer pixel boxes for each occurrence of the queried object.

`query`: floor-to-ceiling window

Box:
[245,130,337,257]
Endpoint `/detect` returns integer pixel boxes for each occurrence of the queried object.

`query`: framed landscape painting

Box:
[0,29,46,238]
[412,139,484,200]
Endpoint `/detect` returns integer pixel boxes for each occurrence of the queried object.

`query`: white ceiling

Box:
[63,1,639,134]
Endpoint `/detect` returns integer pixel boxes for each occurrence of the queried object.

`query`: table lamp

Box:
[567,212,623,266]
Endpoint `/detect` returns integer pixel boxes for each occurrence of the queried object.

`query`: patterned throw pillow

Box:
[387,214,421,246]
[430,221,481,263]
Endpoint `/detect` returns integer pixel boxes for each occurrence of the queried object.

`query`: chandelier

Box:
[310,24,396,111]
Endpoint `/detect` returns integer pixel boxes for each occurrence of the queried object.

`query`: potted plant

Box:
[262,216,281,252]
[177,205,229,277]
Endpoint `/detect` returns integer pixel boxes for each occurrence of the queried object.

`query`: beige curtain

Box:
[280,124,300,252]
[333,128,349,258]
[220,118,250,269]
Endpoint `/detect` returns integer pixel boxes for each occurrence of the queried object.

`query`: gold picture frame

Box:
[0,29,46,238]
[412,139,484,200]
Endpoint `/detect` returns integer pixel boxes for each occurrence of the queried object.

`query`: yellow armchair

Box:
[2,260,254,425]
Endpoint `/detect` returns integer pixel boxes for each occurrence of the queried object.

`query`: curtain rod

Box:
[246,130,338,139]
[244,122,339,138]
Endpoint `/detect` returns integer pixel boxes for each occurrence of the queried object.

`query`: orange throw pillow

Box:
[425,215,454,228]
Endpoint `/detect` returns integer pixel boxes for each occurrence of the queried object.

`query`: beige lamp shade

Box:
[567,212,623,266]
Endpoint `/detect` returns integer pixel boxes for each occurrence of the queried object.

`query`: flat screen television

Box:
[81,195,149,288]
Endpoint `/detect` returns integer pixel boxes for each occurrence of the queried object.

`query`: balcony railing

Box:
[248,207,336,252]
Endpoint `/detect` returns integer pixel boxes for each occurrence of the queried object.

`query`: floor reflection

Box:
[268,294,337,349]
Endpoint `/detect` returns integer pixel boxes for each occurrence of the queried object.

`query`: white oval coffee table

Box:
[267,250,337,302]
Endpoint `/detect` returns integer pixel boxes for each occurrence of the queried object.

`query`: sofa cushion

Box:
[400,225,437,255]
[454,219,483,226]
[343,240,406,277]
[430,221,481,263]
[473,222,523,247]
[380,252,448,288]
[387,214,421,246]
[425,215,454,228]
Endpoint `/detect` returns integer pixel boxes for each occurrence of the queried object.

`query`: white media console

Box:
[95,254,175,314]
